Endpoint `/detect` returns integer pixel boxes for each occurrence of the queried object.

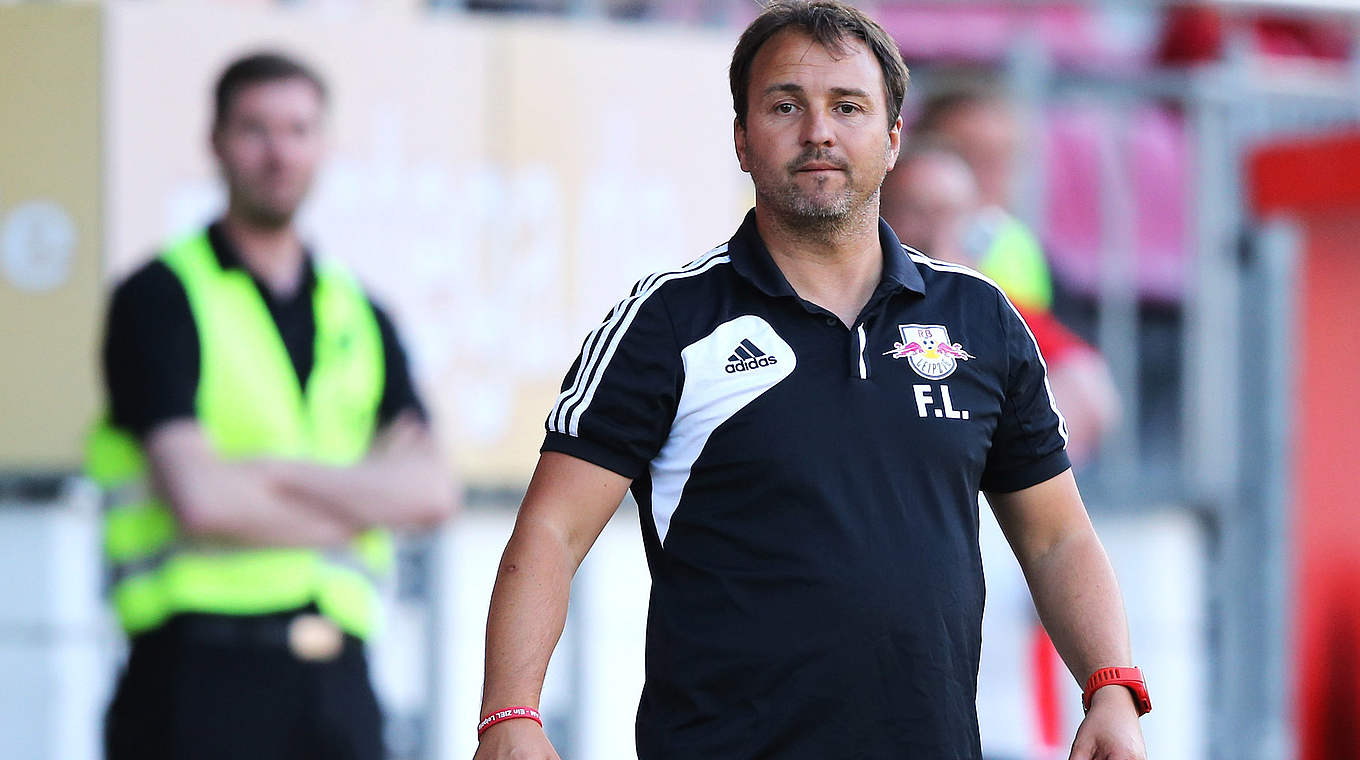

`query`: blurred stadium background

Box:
[2,1,1358,758]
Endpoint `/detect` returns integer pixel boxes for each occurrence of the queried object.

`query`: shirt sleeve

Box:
[371,301,428,428]
[101,260,201,439]
[541,288,683,479]
[980,294,1072,493]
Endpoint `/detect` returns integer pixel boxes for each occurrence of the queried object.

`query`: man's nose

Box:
[263,131,297,163]
[801,108,836,147]
[259,130,284,157]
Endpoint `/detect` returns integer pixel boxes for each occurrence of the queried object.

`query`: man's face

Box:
[880,151,979,264]
[212,77,325,228]
[735,31,901,226]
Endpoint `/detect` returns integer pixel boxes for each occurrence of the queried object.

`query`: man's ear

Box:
[734,117,751,173]
[210,122,229,166]
[885,115,903,172]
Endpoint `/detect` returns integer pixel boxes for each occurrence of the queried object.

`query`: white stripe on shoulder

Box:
[566,249,732,437]
[550,243,730,432]
[549,245,725,433]
[548,244,731,437]
[905,248,1007,291]
[906,248,1070,446]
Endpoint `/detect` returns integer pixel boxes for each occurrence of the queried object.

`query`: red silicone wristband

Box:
[1082,666,1152,716]
[477,706,543,737]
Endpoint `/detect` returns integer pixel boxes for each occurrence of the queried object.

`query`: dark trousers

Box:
[105,610,384,760]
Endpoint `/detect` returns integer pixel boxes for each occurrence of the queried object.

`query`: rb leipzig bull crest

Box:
[884,324,974,380]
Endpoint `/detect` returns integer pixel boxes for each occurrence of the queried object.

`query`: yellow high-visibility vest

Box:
[969,208,1054,312]
[86,230,393,638]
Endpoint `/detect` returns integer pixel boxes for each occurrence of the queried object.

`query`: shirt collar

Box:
[726,209,926,299]
[877,217,926,294]
[206,220,317,296]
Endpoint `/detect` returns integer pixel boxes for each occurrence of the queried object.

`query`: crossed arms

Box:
[145,412,458,546]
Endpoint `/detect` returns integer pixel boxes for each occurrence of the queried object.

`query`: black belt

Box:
[150,607,359,662]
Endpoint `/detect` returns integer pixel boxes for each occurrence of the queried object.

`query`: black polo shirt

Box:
[542,210,1070,759]
[102,222,425,439]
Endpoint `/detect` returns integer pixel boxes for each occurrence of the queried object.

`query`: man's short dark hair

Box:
[911,84,1008,138]
[893,135,971,173]
[729,0,909,129]
[213,52,327,131]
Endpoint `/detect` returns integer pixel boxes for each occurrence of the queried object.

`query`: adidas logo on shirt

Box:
[725,339,779,373]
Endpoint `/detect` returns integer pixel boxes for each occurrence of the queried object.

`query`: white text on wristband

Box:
[477,706,543,738]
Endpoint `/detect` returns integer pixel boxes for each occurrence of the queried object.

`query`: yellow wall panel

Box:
[4,4,750,484]
[0,5,103,472]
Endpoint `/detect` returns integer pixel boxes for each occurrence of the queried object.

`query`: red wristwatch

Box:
[1082,666,1152,716]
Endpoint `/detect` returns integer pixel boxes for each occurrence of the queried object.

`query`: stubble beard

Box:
[754,150,886,239]
[765,174,853,223]
[230,184,303,231]
[241,203,294,230]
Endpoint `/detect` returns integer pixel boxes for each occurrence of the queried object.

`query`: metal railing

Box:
[1007,35,1360,760]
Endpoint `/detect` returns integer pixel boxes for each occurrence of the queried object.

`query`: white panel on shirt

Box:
[649,315,796,545]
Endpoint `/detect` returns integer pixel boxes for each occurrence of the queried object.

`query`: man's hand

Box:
[471,718,560,760]
[1068,686,1146,760]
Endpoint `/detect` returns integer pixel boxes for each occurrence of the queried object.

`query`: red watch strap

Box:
[1082,666,1152,716]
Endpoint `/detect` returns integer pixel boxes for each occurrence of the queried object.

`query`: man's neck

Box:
[755,201,883,327]
[221,210,305,298]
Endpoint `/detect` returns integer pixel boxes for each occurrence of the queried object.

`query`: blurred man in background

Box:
[912,86,1056,315]
[475,2,1147,759]
[87,52,456,760]
[882,142,1120,463]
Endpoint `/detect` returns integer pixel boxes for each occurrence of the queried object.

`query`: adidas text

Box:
[725,355,778,373]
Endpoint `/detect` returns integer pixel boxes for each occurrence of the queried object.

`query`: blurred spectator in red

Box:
[1158,5,1350,65]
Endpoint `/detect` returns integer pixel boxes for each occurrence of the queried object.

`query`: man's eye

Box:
[836,103,860,115]
[776,103,796,114]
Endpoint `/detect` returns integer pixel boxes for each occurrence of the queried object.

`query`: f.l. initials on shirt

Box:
[913,384,970,420]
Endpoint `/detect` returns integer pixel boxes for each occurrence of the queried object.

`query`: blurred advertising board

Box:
[3,3,750,483]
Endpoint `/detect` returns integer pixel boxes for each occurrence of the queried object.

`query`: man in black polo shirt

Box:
[96,53,456,760]
[475,3,1148,759]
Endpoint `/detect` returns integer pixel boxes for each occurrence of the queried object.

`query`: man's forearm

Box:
[269,417,456,530]
[1024,525,1148,759]
[475,452,629,754]
[169,460,361,546]
[203,484,359,547]
[270,454,455,530]
[480,520,577,715]
[1019,527,1132,683]
[165,462,360,547]
[988,473,1146,758]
